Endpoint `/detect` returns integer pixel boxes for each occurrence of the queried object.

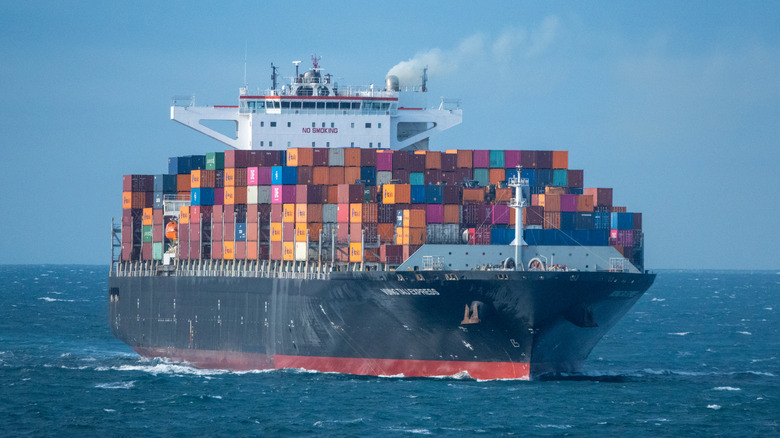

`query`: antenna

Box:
[312,54,321,70]
[271,63,278,91]
[243,41,248,89]
[421,66,428,92]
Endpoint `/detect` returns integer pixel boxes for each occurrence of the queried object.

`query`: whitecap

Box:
[96,381,135,389]
[38,297,75,302]
[707,404,721,410]
[104,409,116,413]
[737,331,752,335]
[668,332,691,336]
[536,424,573,429]
[713,387,740,391]
[651,298,665,302]
[764,307,773,311]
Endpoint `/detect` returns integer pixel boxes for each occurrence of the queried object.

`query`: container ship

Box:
[109,57,655,380]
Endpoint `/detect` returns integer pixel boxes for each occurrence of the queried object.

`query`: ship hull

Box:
[109,270,654,380]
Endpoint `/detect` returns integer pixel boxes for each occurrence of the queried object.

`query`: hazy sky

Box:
[1,1,778,269]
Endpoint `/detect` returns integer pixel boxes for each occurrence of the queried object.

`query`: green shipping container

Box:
[409,172,425,185]
[553,169,568,187]
[473,168,490,187]
[152,242,163,260]
[489,150,505,168]
[206,152,225,170]
[142,225,153,243]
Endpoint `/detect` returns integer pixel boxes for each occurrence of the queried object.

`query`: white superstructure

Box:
[171,57,462,151]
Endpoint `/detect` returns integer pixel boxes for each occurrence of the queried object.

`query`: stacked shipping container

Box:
[121,148,644,267]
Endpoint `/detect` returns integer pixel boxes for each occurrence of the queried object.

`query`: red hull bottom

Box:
[134,347,530,381]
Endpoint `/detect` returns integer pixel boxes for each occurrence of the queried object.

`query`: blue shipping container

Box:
[168,156,192,175]
[536,169,553,186]
[191,188,215,206]
[611,212,634,230]
[489,150,505,168]
[409,172,425,185]
[360,167,377,186]
[425,185,443,204]
[154,174,178,193]
[410,185,426,204]
[190,155,207,171]
[153,192,164,210]
[473,168,489,186]
[235,223,247,241]
[552,169,568,187]
[271,166,298,185]
[521,169,536,187]
[593,212,611,230]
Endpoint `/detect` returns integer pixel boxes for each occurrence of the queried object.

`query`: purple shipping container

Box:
[376,151,393,171]
[491,205,510,224]
[426,204,444,223]
[312,148,329,166]
[424,169,442,185]
[441,153,457,171]
[461,204,480,226]
[536,150,553,169]
[392,169,410,184]
[520,150,537,168]
[633,213,642,230]
[297,166,314,184]
[296,184,323,204]
[473,150,490,168]
[560,194,578,212]
[257,167,272,185]
[567,169,584,187]
[454,168,473,184]
[258,150,282,167]
[504,150,521,169]
[442,172,456,185]
[392,151,410,170]
[408,154,425,172]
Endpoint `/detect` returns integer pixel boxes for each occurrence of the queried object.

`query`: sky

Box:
[1,1,778,269]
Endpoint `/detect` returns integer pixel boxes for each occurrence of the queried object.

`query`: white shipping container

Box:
[328,148,344,167]
[377,171,393,186]
[246,186,259,205]
[257,186,272,204]
[294,242,308,261]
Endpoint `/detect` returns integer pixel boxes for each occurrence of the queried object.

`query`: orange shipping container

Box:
[539,194,561,212]
[142,208,153,226]
[326,185,339,204]
[545,186,566,195]
[443,205,460,224]
[494,187,513,204]
[452,149,473,168]
[176,174,190,192]
[552,151,568,169]
[395,227,406,245]
[344,149,361,167]
[223,241,235,260]
[179,206,190,224]
[286,148,313,167]
[313,167,329,185]
[283,204,295,223]
[462,188,485,203]
[246,241,258,260]
[382,184,411,204]
[328,167,345,185]
[377,223,395,243]
[296,204,308,223]
[489,168,505,185]
[224,186,247,205]
[576,194,594,212]
[344,167,361,185]
[544,211,561,229]
[407,227,426,245]
[295,224,307,242]
[350,203,363,223]
[402,209,426,228]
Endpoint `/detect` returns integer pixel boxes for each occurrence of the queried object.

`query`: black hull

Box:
[108,270,655,380]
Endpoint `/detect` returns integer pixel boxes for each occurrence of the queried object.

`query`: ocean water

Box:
[1,266,778,437]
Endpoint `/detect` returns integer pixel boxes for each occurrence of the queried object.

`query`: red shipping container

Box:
[392,169,410,183]
[360,148,377,167]
[520,150,537,168]
[377,223,395,243]
[441,172,456,185]
[544,212,561,229]
[313,148,329,166]
[362,203,378,223]
[296,166,314,184]
[462,188,485,203]
[524,206,544,226]
[408,154,425,172]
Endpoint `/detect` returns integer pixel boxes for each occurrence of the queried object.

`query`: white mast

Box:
[508,166,529,271]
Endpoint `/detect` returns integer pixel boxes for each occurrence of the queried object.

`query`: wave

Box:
[713,386,741,391]
[38,297,75,302]
[95,381,135,389]
[668,332,691,336]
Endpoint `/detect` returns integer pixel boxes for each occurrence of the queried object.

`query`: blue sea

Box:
[1,266,778,436]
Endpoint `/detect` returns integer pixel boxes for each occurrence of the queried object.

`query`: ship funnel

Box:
[386,75,400,91]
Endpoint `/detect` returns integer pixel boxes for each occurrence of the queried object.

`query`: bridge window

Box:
[378,123,382,128]
[352,102,361,110]
[340,102,351,110]
[287,122,291,127]
[260,121,264,127]
[351,123,355,128]
[326,102,339,109]
[303,102,315,109]
[331,122,335,128]
[312,122,316,128]
[270,122,277,127]
[322,122,325,128]
[365,123,371,128]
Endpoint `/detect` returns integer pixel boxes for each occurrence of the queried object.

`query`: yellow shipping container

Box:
[350,203,363,223]
[283,204,295,223]
[283,242,295,261]
[223,241,235,260]
[295,224,308,242]
[142,208,153,226]
[349,242,363,262]
[270,222,282,242]
[296,204,308,223]
[179,207,190,224]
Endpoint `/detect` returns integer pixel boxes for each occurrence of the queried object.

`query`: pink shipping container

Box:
[376,150,393,171]
[257,167,272,185]
[247,167,259,185]
[560,194,578,212]
[473,150,490,168]
[426,204,443,223]
[337,204,350,223]
[491,205,510,224]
